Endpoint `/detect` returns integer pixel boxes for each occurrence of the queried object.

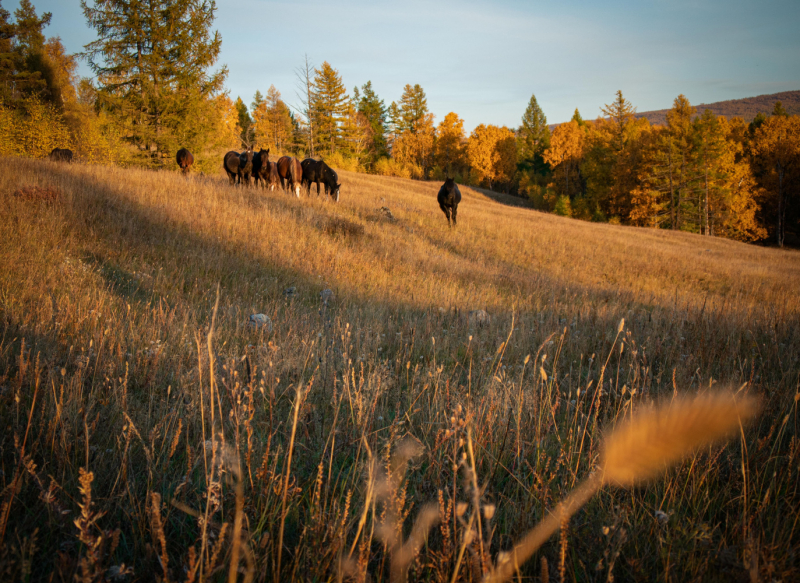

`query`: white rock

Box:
[468,309,491,327]
[248,314,273,332]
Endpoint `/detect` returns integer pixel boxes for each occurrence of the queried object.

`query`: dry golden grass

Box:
[0,156,798,582]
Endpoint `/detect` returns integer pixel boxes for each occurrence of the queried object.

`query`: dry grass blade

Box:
[601,391,760,487]
[484,390,760,583]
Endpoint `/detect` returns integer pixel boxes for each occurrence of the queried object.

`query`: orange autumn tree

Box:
[543,120,585,198]
[434,112,467,178]
[466,124,517,190]
[751,114,800,247]
[252,85,295,154]
[392,112,436,178]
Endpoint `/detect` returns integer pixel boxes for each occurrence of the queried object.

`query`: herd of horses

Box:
[44,145,460,226]
[176,146,342,202]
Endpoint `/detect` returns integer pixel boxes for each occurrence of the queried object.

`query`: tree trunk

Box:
[704,164,709,236]
[777,163,784,247]
[668,144,676,229]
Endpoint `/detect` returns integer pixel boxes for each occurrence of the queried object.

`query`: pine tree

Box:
[692,110,728,235]
[665,95,698,229]
[310,61,348,156]
[235,96,252,147]
[397,84,428,133]
[386,100,400,151]
[251,90,264,112]
[518,93,550,167]
[0,4,14,102]
[81,0,227,165]
[601,89,636,152]
[7,0,54,104]
[772,101,788,117]
[356,81,387,161]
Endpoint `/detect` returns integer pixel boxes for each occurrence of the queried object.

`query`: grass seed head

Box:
[601,391,760,487]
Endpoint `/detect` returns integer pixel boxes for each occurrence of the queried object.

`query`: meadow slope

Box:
[0,157,798,582]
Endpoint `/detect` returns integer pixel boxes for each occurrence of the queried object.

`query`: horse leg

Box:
[294,180,300,198]
[452,204,458,227]
[440,203,451,226]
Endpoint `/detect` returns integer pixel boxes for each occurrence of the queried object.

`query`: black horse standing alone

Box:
[437,177,461,227]
[48,148,73,163]
[176,148,193,174]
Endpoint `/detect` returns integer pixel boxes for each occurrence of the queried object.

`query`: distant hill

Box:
[551,90,800,129]
[634,90,800,126]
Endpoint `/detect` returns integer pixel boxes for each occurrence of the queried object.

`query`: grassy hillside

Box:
[1,157,798,582]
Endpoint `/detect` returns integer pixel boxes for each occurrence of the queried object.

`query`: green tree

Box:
[692,110,729,235]
[664,95,698,229]
[235,96,252,146]
[310,61,349,156]
[251,89,264,112]
[0,3,14,102]
[554,195,572,217]
[397,83,428,134]
[81,0,227,165]
[518,93,550,167]
[386,100,400,150]
[356,80,387,162]
[5,0,56,104]
[601,89,636,153]
[517,93,551,201]
[772,101,788,117]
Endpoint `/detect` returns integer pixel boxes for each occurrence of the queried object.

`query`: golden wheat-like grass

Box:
[484,390,760,583]
[601,390,760,487]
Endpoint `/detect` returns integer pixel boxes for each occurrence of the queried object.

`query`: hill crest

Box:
[552,89,800,128]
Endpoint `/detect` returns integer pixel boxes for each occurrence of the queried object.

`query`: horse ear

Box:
[266,148,269,155]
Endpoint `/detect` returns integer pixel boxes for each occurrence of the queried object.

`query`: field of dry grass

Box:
[0,156,798,582]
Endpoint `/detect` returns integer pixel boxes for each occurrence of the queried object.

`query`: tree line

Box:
[0,0,797,245]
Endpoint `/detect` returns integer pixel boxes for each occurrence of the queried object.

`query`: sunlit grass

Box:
[0,156,798,581]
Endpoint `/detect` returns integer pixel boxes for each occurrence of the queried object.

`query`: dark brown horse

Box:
[277,156,302,197]
[48,148,73,163]
[267,160,280,191]
[301,158,341,201]
[238,146,254,186]
[223,150,241,185]
[176,148,193,175]
[437,177,462,227]
[253,148,271,189]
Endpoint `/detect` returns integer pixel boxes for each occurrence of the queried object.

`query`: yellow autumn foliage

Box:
[466,124,517,189]
[0,98,72,158]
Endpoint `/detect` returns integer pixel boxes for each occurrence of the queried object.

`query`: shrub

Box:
[554,195,572,217]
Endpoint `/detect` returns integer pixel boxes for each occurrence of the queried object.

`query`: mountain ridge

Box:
[552,89,800,128]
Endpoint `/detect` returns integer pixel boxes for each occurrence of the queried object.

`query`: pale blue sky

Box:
[10,0,800,131]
